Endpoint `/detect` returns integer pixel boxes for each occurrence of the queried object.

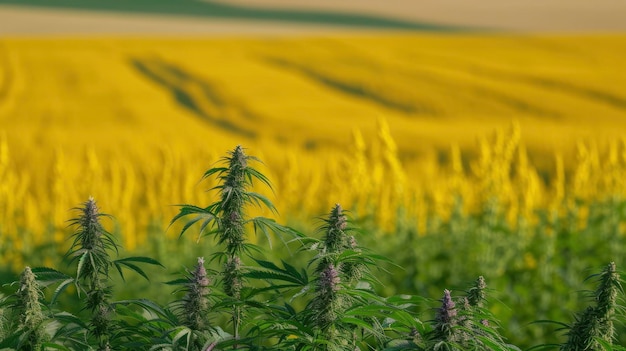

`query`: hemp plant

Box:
[65,197,161,350]
[164,256,216,350]
[560,262,623,350]
[240,202,431,350]
[460,276,508,349]
[65,198,115,350]
[0,265,84,350]
[172,145,286,343]
[309,204,356,336]
[426,278,513,351]
[182,257,212,333]
[9,266,48,350]
[298,204,391,350]
[433,290,459,344]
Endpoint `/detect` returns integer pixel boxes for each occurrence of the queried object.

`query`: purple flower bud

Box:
[226,255,242,270]
[319,264,341,293]
[348,235,358,249]
[230,211,240,222]
[330,204,347,230]
[233,145,247,169]
[436,289,457,325]
[468,276,487,308]
[224,256,243,299]
[85,197,99,218]
[194,257,209,288]
[477,276,487,290]
[184,257,212,331]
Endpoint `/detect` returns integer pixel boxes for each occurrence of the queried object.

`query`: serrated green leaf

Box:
[114,261,149,281]
[203,167,229,180]
[30,267,71,281]
[253,259,282,271]
[164,278,189,286]
[247,192,277,212]
[50,278,75,306]
[245,270,303,285]
[115,256,164,267]
[75,252,88,282]
[339,316,376,331]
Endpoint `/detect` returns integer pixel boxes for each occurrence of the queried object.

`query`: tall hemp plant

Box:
[163,255,216,350]
[66,197,116,351]
[14,267,48,350]
[172,145,286,344]
[64,197,161,350]
[560,262,623,351]
[0,266,49,350]
[309,204,365,340]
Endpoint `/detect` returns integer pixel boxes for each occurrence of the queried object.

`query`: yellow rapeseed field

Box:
[1,35,626,269]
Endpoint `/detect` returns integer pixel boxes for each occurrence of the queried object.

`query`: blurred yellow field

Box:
[1,34,626,263]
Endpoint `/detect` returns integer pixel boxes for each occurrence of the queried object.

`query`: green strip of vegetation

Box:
[0,0,463,31]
